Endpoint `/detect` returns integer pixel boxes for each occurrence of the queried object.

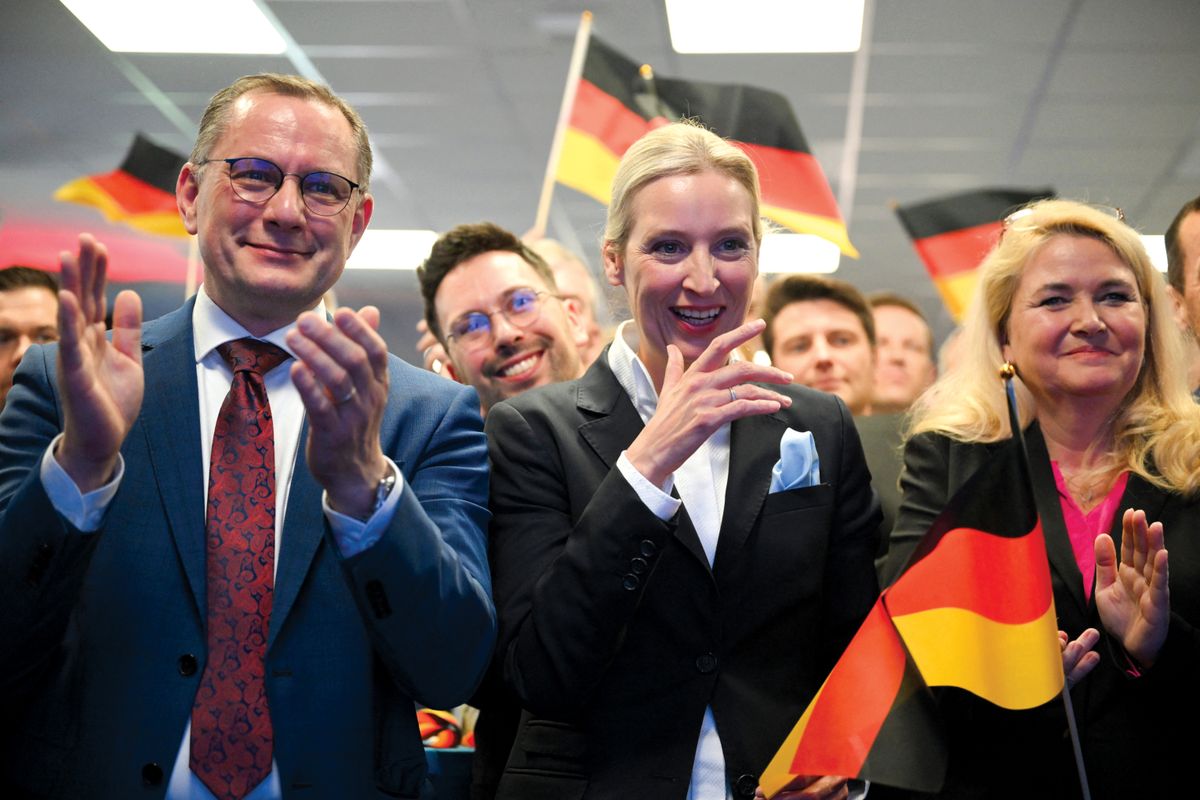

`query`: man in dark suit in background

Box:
[0,73,495,799]
[1165,194,1200,397]
[0,265,59,410]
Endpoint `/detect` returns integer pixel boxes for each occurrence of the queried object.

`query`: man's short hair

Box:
[0,266,59,295]
[868,290,934,353]
[417,222,558,342]
[762,274,875,356]
[1166,194,1200,293]
[191,73,373,192]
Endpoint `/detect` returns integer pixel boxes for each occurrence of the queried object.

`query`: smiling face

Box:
[435,250,583,413]
[768,298,876,414]
[603,169,758,386]
[177,91,373,335]
[1003,234,1146,414]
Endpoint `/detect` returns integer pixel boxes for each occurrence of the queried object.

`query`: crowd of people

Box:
[1,72,1198,800]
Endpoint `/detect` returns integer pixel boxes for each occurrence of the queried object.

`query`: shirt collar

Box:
[192,284,322,364]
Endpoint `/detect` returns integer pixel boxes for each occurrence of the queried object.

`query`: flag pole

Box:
[184,234,201,299]
[1000,364,1092,800]
[530,10,593,240]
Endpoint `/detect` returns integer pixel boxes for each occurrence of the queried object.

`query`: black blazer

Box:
[879,426,1200,799]
[484,355,880,800]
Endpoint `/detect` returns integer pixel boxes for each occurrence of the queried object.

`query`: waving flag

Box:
[760,387,1063,794]
[556,34,857,257]
[894,188,1054,320]
[54,133,189,238]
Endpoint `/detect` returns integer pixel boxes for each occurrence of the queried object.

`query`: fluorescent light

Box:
[666,0,864,54]
[1141,235,1167,272]
[346,229,439,271]
[60,0,286,54]
[759,233,841,274]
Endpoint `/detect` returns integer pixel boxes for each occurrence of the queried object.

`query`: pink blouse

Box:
[1051,463,1129,602]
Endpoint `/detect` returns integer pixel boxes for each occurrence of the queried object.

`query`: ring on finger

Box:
[335,385,357,405]
[729,387,737,403]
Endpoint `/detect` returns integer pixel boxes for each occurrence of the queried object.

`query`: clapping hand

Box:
[55,234,144,492]
[1094,508,1170,669]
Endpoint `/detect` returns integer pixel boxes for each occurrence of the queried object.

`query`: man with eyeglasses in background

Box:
[418,222,587,417]
[0,73,495,799]
[416,221,586,800]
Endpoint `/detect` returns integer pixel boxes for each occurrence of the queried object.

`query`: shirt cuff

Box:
[617,451,680,522]
[40,433,124,532]
[323,458,404,558]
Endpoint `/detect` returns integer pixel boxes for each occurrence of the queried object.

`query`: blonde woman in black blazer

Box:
[485,122,881,800]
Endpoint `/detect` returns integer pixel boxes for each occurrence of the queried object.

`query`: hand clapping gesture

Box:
[1093,508,1170,669]
[55,234,144,492]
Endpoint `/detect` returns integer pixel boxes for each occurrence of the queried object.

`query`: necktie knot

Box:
[218,338,289,377]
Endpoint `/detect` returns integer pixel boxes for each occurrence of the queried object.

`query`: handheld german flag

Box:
[554,33,857,257]
[894,188,1054,321]
[760,373,1064,795]
[54,133,189,238]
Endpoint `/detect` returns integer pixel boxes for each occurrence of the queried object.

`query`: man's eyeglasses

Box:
[446,288,556,350]
[199,157,360,216]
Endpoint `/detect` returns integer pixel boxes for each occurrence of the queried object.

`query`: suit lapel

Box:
[575,358,711,571]
[714,412,787,568]
[1025,424,1088,620]
[269,416,325,651]
[138,300,207,616]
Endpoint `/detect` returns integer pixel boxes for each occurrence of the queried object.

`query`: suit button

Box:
[630,557,648,575]
[695,653,718,674]
[178,654,198,677]
[621,574,639,591]
[734,774,757,798]
[142,762,163,786]
[639,539,657,557]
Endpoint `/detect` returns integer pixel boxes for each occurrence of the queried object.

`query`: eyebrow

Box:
[1034,278,1135,293]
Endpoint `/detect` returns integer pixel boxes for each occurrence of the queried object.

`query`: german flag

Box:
[54,133,188,238]
[760,416,1063,795]
[894,188,1053,321]
[558,35,857,257]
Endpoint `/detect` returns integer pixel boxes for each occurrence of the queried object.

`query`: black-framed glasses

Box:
[446,288,556,350]
[199,157,359,216]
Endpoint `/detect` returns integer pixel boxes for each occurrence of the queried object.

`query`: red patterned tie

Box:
[192,338,289,800]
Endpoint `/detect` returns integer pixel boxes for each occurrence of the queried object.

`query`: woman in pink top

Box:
[881,200,1200,799]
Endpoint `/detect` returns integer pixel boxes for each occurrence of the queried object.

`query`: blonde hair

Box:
[191,73,373,192]
[603,121,763,253]
[909,199,1200,496]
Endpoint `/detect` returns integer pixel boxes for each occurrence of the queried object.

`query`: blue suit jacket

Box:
[0,298,496,798]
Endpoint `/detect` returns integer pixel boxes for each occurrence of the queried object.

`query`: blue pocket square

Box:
[769,429,821,493]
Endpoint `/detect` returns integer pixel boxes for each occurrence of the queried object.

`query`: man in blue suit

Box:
[0,73,495,799]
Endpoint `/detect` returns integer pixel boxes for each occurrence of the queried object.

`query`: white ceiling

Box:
[3,0,1199,356]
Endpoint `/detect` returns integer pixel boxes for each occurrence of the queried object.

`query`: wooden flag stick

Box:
[184,234,201,299]
[530,10,593,241]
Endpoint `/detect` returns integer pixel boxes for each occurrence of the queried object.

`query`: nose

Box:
[1073,301,1107,335]
[490,311,524,346]
[13,334,34,363]
[262,175,306,227]
[811,337,833,364]
[681,252,719,296]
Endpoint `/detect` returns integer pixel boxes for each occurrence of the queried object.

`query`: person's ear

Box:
[176,163,201,235]
[602,242,624,287]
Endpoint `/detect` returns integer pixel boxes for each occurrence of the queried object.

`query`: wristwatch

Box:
[373,467,397,514]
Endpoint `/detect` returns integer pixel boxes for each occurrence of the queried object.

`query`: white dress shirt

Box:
[39,286,404,800]
[607,321,733,800]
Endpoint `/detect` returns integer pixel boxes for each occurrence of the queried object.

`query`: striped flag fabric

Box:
[54,133,189,238]
[894,188,1053,320]
[759,425,1063,795]
[557,35,857,257]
